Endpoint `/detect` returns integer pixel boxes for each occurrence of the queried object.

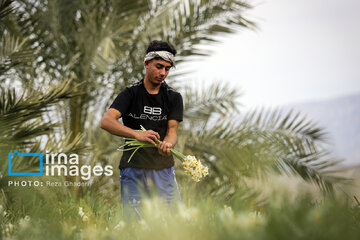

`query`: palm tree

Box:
[13,0,254,133]
[0,0,88,207]
[1,0,346,204]
[9,0,255,195]
[178,82,346,203]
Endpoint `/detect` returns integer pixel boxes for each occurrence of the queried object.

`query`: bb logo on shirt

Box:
[144,106,162,115]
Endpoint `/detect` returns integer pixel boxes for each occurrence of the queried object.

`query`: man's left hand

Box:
[158,141,173,156]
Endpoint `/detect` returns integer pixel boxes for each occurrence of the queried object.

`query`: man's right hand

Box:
[135,130,160,146]
[101,109,160,146]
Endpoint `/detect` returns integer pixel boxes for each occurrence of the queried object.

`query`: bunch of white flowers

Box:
[183,155,209,182]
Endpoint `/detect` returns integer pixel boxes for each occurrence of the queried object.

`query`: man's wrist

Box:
[163,139,175,148]
[132,130,140,139]
[165,142,173,148]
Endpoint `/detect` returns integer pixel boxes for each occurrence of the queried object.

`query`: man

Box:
[100,40,183,219]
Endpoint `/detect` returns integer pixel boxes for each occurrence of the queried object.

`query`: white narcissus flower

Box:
[78,206,89,222]
[78,207,85,217]
[203,167,209,176]
[8,223,14,232]
[139,219,149,230]
[114,221,126,230]
[177,203,199,221]
[19,216,31,228]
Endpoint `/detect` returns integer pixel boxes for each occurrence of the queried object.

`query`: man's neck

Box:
[143,76,161,94]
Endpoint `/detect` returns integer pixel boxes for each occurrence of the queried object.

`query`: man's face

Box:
[145,59,172,85]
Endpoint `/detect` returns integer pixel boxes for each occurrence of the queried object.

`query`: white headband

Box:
[144,51,175,66]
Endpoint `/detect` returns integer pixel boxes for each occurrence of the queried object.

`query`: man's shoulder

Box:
[162,82,182,97]
[121,80,143,96]
[127,80,143,89]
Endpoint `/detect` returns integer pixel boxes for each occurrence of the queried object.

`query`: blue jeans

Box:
[120,166,181,220]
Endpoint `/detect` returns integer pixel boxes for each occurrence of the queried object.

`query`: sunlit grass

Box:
[1,176,360,240]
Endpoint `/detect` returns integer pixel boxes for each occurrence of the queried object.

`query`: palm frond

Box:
[0,0,15,20]
[0,76,88,201]
[183,81,241,120]
[131,0,255,61]
[181,108,346,194]
[0,33,33,75]
[239,108,328,155]
[0,0,33,76]
[0,79,82,148]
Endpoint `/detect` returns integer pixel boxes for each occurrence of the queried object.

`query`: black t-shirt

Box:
[109,80,183,170]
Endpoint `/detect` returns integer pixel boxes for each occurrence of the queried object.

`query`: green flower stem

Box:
[170,148,186,161]
[118,125,186,163]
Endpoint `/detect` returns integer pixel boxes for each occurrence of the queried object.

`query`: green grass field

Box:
[1,174,360,240]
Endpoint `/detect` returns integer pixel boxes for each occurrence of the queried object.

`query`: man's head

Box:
[145,40,177,63]
[144,40,177,86]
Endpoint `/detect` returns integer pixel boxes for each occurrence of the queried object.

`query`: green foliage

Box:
[176,82,347,203]
[1,1,358,239]
[0,0,33,76]
[1,187,360,240]
[0,79,82,151]
[0,79,89,211]
[183,81,241,120]
[0,0,14,20]
[0,0,90,202]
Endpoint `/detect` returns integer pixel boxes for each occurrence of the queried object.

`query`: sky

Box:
[182,0,360,109]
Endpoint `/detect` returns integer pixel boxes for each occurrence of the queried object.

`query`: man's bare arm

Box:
[158,120,179,156]
[100,108,160,146]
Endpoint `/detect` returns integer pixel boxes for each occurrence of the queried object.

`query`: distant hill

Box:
[286,93,360,166]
